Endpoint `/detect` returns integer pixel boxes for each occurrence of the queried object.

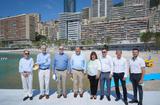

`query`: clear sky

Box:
[0,0,122,21]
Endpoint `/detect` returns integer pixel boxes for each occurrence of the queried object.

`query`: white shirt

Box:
[129,56,145,73]
[87,59,101,76]
[19,57,34,73]
[113,57,128,77]
[99,55,113,73]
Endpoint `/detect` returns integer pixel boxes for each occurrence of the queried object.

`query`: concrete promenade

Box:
[0,89,159,105]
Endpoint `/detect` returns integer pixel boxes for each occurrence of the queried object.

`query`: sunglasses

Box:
[59,48,64,50]
[24,53,29,55]
[102,51,106,53]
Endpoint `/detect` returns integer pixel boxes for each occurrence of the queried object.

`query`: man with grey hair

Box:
[52,46,69,98]
[36,45,51,99]
[70,47,86,98]
[19,50,34,101]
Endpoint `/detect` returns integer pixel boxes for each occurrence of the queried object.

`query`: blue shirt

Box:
[36,53,51,70]
[19,57,34,73]
[70,53,86,72]
[52,53,69,73]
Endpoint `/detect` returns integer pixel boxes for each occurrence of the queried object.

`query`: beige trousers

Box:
[72,70,84,94]
[56,70,67,95]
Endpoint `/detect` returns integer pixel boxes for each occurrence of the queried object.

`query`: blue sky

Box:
[0,0,122,21]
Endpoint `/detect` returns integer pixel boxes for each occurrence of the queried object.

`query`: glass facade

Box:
[64,0,76,12]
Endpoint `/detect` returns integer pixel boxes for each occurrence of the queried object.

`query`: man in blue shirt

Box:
[70,47,86,98]
[53,46,69,98]
[36,45,51,99]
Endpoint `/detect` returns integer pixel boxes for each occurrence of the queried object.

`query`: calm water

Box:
[0,52,88,89]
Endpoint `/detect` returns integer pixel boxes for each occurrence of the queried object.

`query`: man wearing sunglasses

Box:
[99,48,113,101]
[19,50,34,101]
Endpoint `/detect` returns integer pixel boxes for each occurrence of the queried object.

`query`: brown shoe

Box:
[63,94,67,98]
[90,95,93,99]
[39,95,44,100]
[46,95,49,99]
[74,93,78,98]
[57,94,62,98]
[94,96,97,99]
[80,93,83,98]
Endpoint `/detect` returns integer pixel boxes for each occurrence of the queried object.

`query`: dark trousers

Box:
[88,75,99,95]
[113,73,127,101]
[130,73,143,102]
[100,72,111,96]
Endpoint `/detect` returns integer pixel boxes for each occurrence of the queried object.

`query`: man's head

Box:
[116,49,122,59]
[132,48,139,58]
[23,50,30,59]
[59,46,64,54]
[41,45,47,54]
[75,47,81,55]
[102,48,108,57]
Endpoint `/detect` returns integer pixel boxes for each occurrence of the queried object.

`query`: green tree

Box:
[140,31,153,51]
[104,36,112,45]
[154,32,160,52]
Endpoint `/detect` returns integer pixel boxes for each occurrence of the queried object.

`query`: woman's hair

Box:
[90,51,98,60]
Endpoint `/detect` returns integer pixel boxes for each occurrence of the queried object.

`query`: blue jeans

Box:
[100,72,111,96]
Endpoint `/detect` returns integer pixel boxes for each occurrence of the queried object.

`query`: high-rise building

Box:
[81,17,148,43]
[59,12,81,41]
[64,0,76,12]
[82,7,91,20]
[0,13,40,45]
[92,0,112,19]
[124,0,150,7]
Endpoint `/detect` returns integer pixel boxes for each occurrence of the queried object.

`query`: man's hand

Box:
[123,77,126,81]
[109,74,112,79]
[139,79,144,84]
[96,74,100,79]
[23,73,29,78]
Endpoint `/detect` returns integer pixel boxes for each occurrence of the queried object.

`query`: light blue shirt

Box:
[70,53,86,72]
[53,53,69,73]
[36,53,51,70]
[19,57,34,73]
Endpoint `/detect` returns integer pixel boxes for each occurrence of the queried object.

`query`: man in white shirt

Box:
[129,48,145,105]
[19,50,34,101]
[113,50,128,105]
[99,48,113,101]
[36,45,51,99]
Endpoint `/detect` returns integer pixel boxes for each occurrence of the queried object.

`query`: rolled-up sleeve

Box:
[124,59,128,78]
[29,58,34,72]
[97,60,101,71]
[83,57,87,72]
[19,59,23,73]
[110,57,114,75]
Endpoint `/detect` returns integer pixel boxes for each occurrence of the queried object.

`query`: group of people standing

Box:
[19,45,145,105]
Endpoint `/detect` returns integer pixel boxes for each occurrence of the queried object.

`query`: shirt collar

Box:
[132,56,139,61]
[59,52,64,55]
